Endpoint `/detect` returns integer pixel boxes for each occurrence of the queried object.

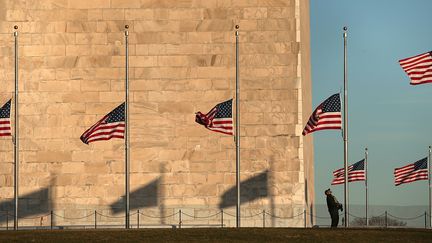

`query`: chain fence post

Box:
[304,209,307,228]
[6,211,8,230]
[221,209,224,228]
[179,209,182,229]
[385,211,387,228]
[50,210,53,230]
[137,210,140,229]
[425,211,427,229]
[262,210,265,228]
[94,210,97,229]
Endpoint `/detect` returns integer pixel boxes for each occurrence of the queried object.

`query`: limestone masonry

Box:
[0,0,313,227]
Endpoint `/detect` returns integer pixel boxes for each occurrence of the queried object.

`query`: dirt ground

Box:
[0,228,431,242]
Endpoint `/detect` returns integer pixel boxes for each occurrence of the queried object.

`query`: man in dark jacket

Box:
[325,188,343,228]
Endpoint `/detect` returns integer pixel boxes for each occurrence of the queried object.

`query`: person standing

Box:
[325,189,343,227]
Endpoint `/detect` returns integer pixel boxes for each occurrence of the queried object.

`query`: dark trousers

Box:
[330,210,339,227]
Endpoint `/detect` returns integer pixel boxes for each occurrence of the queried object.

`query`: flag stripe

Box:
[394,158,428,186]
[80,103,125,144]
[302,94,341,136]
[0,100,11,137]
[331,160,365,185]
[195,99,233,136]
[399,51,432,85]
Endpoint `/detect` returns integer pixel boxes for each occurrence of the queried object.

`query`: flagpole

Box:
[235,25,241,228]
[124,25,130,229]
[428,146,431,228]
[12,25,19,231]
[343,26,349,228]
[365,147,368,227]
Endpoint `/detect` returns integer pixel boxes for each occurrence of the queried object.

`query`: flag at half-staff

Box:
[332,159,365,185]
[0,99,12,137]
[80,103,125,144]
[398,51,432,85]
[302,93,341,136]
[195,99,233,135]
[394,157,428,186]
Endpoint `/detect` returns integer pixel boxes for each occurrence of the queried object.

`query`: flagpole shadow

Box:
[218,170,268,209]
[0,187,50,224]
[109,178,159,214]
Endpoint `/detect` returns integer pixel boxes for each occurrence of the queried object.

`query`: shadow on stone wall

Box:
[110,178,159,214]
[219,170,268,209]
[0,187,49,223]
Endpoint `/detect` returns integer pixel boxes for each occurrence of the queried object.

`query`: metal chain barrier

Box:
[1,210,430,229]
[222,211,236,217]
[240,212,263,219]
[265,211,304,219]
[96,212,127,219]
[348,213,366,219]
[52,212,95,220]
[139,211,179,219]
[20,213,51,220]
[181,211,221,219]
[387,212,425,220]
[305,211,331,219]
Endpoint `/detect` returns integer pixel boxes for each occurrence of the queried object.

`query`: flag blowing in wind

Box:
[399,51,432,85]
[195,99,233,135]
[80,103,125,144]
[302,93,341,136]
[331,159,366,185]
[394,157,428,186]
[0,99,11,137]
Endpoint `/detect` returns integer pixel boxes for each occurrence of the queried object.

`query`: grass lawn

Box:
[0,228,431,242]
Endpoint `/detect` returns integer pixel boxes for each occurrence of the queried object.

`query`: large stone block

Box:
[0,0,312,228]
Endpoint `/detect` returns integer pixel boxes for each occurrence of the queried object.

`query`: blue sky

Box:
[310,0,432,206]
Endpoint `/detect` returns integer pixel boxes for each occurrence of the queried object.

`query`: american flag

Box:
[394,157,428,186]
[195,99,233,135]
[331,159,366,185]
[80,103,125,144]
[302,93,341,136]
[0,99,11,137]
[399,51,432,85]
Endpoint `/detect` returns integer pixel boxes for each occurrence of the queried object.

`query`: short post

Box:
[262,210,265,228]
[179,209,182,229]
[221,209,224,228]
[6,211,9,230]
[384,211,388,228]
[50,210,53,230]
[94,210,97,229]
[304,209,307,228]
[137,210,140,229]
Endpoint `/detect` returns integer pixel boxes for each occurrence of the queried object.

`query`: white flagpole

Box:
[124,25,130,229]
[365,147,368,227]
[13,25,19,230]
[428,146,431,228]
[235,25,241,228]
[343,26,349,227]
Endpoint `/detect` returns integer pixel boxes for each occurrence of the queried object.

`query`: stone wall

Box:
[0,0,312,228]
